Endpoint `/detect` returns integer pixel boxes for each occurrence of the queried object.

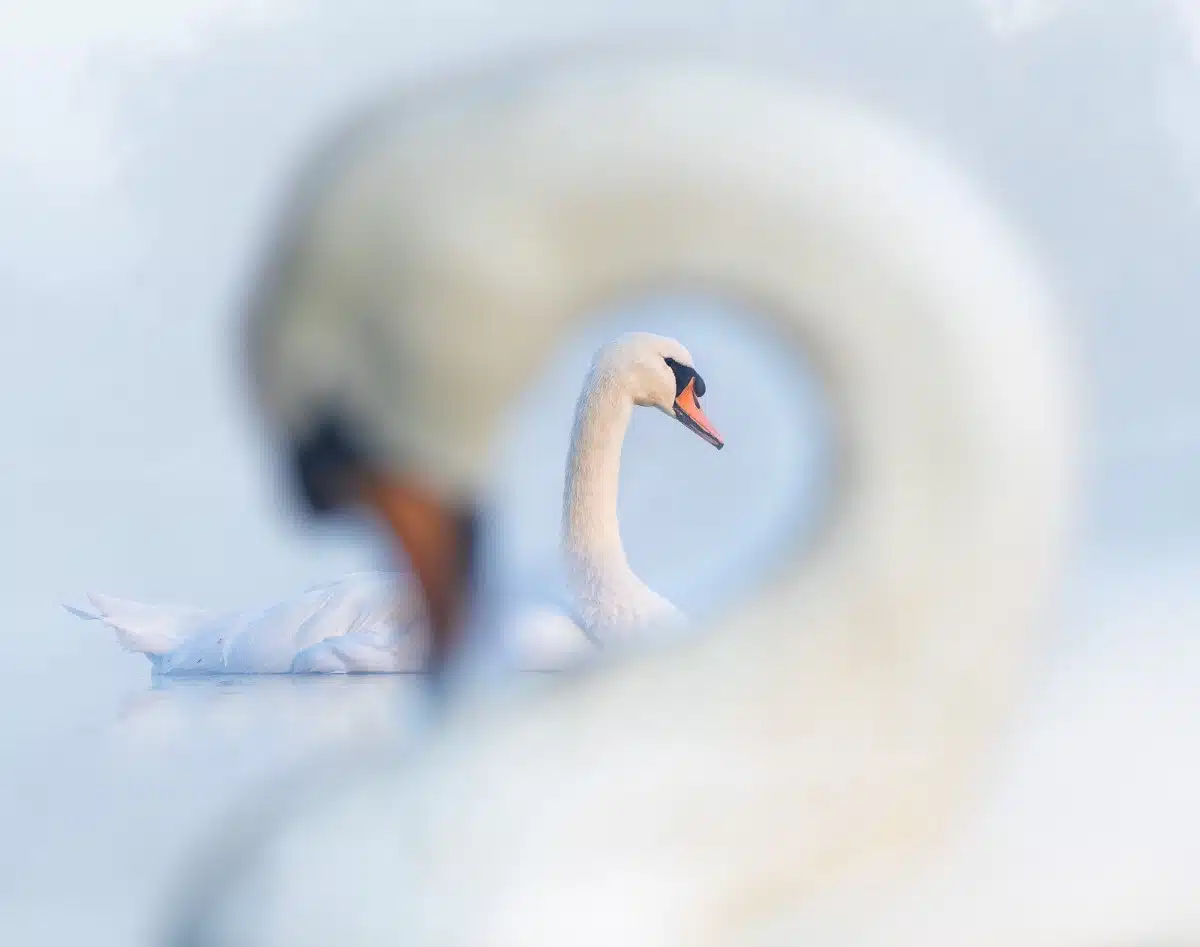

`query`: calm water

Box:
[0,673,423,946]
[5,3,1200,942]
[1,552,1197,946]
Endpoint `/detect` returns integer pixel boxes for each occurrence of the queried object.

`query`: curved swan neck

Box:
[561,366,637,586]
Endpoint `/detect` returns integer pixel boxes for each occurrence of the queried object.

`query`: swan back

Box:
[189,55,1076,947]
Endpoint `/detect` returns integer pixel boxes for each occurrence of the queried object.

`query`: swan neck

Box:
[562,369,635,582]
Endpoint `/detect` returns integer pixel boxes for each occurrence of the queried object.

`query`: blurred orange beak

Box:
[673,379,723,449]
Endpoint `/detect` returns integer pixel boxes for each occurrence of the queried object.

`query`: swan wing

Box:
[66,593,221,657]
[488,569,597,671]
[204,574,415,673]
[507,607,594,672]
[70,572,420,674]
[291,620,427,673]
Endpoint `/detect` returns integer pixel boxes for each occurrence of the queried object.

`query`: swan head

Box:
[593,332,723,449]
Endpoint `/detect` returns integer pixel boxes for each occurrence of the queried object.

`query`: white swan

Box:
[65,332,720,674]
[562,332,721,639]
[171,57,1090,947]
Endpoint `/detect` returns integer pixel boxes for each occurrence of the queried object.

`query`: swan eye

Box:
[664,356,705,399]
[291,413,370,515]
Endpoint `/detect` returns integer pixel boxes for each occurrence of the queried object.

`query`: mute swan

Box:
[65,332,720,674]
[172,57,1083,947]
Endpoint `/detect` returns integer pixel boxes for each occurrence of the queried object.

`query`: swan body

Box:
[70,334,711,674]
[173,57,1092,947]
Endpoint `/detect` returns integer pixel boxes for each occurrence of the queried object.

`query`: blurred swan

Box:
[64,333,721,674]
[170,57,1094,947]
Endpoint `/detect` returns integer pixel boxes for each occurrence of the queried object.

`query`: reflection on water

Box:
[108,674,426,750]
[2,560,1198,947]
[0,673,434,947]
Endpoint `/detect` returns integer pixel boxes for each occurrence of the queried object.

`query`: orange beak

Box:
[673,378,724,449]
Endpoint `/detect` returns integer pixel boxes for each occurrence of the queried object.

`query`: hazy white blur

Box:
[0,2,1197,945]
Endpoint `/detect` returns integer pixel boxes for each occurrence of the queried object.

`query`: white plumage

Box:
[67,573,422,673]
[171,57,1090,947]
[67,333,711,673]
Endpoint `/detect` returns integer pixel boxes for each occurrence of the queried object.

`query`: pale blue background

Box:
[1,2,1198,944]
